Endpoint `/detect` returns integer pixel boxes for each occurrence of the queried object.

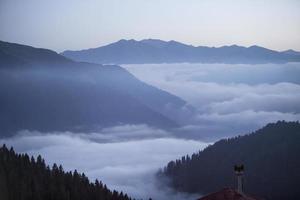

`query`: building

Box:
[198,165,263,200]
[197,188,262,200]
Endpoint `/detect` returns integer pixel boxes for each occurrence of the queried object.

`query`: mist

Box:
[0,126,208,200]
[0,63,191,136]
[124,63,300,139]
[1,61,300,199]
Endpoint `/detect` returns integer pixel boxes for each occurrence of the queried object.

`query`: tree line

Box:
[0,144,132,200]
[158,121,300,200]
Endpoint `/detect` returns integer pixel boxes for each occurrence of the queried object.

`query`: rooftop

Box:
[198,188,262,200]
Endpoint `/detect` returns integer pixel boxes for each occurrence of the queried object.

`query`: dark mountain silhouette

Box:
[159,121,300,200]
[0,40,194,137]
[0,144,132,200]
[61,39,300,64]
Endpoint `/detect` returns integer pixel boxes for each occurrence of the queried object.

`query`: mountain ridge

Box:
[0,40,193,136]
[61,39,300,64]
[0,40,72,67]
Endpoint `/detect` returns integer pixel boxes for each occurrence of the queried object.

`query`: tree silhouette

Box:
[159,121,300,200]
[0,145,132,200]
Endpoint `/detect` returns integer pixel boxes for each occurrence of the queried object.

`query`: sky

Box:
[0,0,300,52]
[1,1,299,198]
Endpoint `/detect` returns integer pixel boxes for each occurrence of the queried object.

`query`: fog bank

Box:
[124,63,300,139]
[0,126,208,200]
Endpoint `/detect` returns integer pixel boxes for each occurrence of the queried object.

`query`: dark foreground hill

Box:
[0,41,194,137]
[61,39,300,64]
[159,121,300,200]
[0,144,131,200]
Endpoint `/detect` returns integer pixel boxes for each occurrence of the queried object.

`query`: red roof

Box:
[198,188,262,200]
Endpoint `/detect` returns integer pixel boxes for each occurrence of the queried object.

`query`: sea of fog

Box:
[0,127,206,200]
[2,63,300,200]
[124,63,300,139]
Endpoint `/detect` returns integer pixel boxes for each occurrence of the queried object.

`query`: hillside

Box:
[0,40,72,67]
[0,41,193,137]
[61,39,300,64]
[0,144,131,200]
[159,121,300,200]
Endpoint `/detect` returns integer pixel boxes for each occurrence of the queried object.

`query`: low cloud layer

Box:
[0,126,208,200]
[2,63,299,199]
[124,63,300,138]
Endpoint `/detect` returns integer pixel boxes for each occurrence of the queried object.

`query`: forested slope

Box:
[0,145,131,200]
[159,121,300,200]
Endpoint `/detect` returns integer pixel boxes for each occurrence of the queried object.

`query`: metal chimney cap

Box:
[234,164,244,173]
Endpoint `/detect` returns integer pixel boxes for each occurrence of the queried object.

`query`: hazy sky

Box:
[0,0,300,52]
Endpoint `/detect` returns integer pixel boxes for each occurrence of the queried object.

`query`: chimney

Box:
[234,164,244,194]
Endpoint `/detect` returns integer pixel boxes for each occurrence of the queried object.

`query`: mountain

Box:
[0,40,72,67]
[282,49,300,56]
[61,39,300,64]
[0,144,132,200]
[0,40,193,137]
[158,121,300,200]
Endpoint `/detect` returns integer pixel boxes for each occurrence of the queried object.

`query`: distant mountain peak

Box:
[61,39,300,64]
[140,38,165,43]
[115,39,138,44]
[248,45,264,49]
[167,40,192,47]
[220,44,245,49]
[140,39,168,47]
[282,49,300,56]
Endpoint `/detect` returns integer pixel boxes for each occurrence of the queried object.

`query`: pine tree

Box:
[0,145,132,200]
